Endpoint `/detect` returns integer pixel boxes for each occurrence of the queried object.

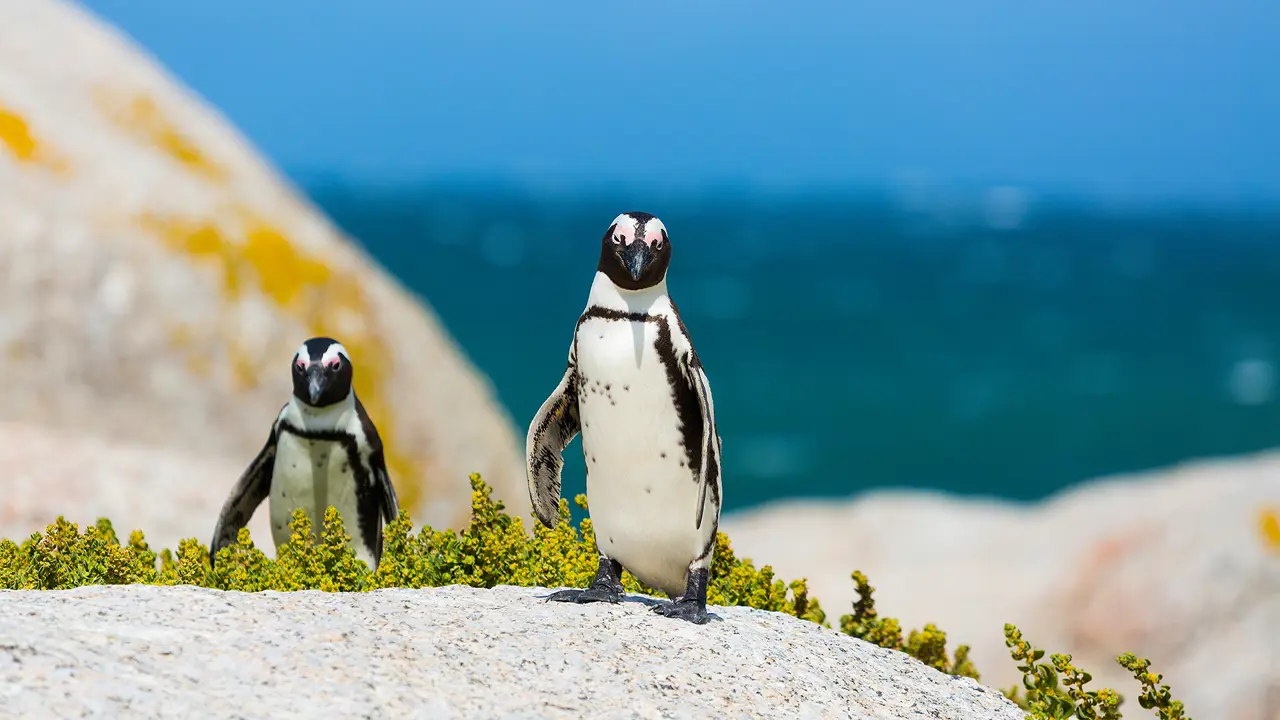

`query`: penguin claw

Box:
[651,598,710,625]
[545,586,623,604]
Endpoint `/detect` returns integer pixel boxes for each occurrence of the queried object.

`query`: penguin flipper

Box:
[361,457,396,569]
[526,358,581,529]
[354,395,399,526]
[373,462,398,525]
[210,424,278,566]
[354,394,399,569]
[684,354,722,532]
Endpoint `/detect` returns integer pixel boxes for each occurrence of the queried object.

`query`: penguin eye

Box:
[295,359,306,370]
[325,358,341,370]
[613,234,623,245]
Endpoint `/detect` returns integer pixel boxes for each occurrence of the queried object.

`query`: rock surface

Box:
[0,421,271,553]
[0,0,526,529]
[722,453,1280,720]
[0,584,1021,720]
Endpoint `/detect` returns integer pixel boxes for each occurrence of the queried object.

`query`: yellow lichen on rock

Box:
[0,100,69,173]
[0,102,39,161]
[0,0,524,540]
[95,88,224,179]
[140,211,426,512]
[241,222,332,308]
[1260,506,1280,554]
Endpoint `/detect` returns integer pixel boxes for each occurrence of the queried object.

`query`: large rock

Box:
[722,454,1280,720]
[0,421,271,553]
[0,584,1023,719]
[0,0,525,530]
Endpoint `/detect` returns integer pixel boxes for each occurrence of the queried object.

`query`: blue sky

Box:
[80,0,1279,200]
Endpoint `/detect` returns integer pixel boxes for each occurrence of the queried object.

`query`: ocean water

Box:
[307,183,1280,513]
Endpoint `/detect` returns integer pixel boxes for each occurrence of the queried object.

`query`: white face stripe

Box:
[610,213,634,234]
[609,214,668,247]
[320,342,349,366]
[641,217,667,244]
[295,341,350,368]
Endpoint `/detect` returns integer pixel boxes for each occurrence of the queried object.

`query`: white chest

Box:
[575,316,681,444]
[268,431,365,560]
[574,313,705,595]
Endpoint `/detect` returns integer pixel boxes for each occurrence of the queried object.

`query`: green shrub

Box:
[0,517,159,589]
[1003,624,1191,720]
[1116,654,1190,720]
[0,473,1190,718]
[841,570,980,680]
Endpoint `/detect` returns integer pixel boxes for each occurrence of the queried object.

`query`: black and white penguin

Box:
[210,337,400,569]
[527,212,724,624]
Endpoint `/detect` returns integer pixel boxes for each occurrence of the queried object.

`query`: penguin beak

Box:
[617,241,655,282]
[306,365,328,405]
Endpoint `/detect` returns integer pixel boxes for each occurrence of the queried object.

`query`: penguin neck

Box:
[587,271,670,314]
[290,390,356,432]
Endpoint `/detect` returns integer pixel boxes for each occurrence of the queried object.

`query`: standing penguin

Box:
[527,212,723,624]
[210,337,400,569]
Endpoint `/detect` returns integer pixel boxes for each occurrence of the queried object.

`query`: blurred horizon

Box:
[68,1,1280,511]
[311,184,1280,511]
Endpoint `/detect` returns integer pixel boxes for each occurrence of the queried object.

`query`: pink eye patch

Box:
[325,358,341,369]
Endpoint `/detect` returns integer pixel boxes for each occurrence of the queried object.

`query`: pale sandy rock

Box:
[722,454,1280,720]
[0,584,1024,719]
[0,0,526,529]
[0,420,271,554]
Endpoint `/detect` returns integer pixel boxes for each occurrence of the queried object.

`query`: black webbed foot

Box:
[545,586,623,604]
[650,567,711,624]
[651,597,710,624]
[545,557,624,604]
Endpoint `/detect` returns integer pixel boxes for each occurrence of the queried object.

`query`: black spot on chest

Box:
[574,307,703,479]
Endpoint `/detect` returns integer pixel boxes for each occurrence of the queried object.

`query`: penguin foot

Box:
[650,597,710,624]
[545,556,625,604]
[545,586,624,604]
[651,566,711,624]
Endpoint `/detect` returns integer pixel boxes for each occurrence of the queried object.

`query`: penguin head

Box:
[291,337,353,408]
[597,211,672,290]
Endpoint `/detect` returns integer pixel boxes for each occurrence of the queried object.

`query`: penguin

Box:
[209,337,399,569]
[527,212,724,624]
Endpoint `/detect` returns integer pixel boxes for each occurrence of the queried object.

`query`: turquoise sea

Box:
[307,183,1280,513]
